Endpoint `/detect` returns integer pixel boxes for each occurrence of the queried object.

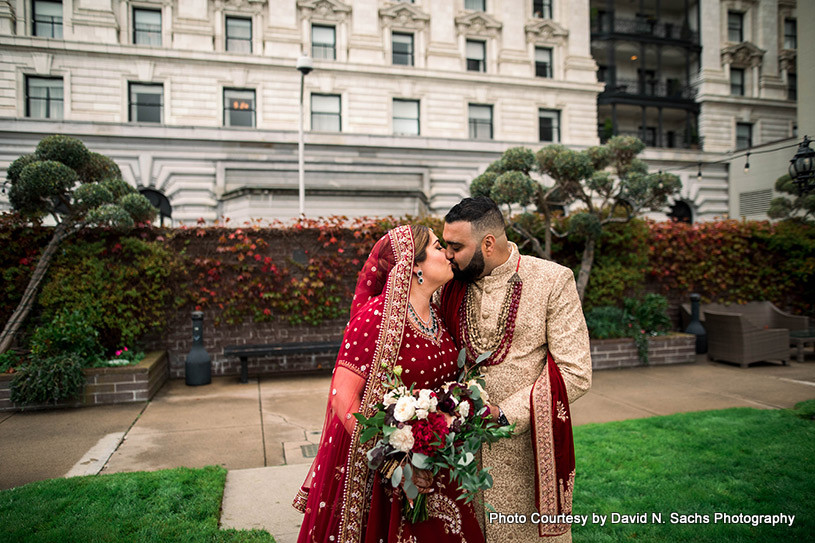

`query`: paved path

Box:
[1,356,813,543]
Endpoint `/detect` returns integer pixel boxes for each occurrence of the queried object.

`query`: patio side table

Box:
[790,329,815,363]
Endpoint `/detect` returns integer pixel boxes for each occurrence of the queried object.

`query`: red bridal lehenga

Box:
[293,225,485,543]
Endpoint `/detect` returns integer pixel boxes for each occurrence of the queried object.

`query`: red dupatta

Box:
[440,278,576,537]
[294,225,416,543]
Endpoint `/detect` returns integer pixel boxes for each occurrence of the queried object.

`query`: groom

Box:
[438,196,592,543]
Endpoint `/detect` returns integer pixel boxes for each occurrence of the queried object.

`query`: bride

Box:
[293,225,485,543]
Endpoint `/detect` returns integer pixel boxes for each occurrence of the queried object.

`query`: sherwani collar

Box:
[474,242,519,289]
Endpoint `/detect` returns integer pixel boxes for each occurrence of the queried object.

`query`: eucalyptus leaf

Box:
[468,385,481,401]
[383,425,397,437]
[404,478,419,500]
[475,351,492,364]
[391,465,403,488]
[411,452,430,469]
[457,348,467,368]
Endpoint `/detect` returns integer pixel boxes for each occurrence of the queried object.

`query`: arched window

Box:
[668,200,693,223]
[138,188,172,226]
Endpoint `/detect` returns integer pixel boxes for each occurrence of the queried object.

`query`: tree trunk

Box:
[542,207,552,261]
[509,222,547,260]
[0,221,70,354]
[575,235,596,303]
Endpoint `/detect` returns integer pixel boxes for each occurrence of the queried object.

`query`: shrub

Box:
[29,309,105,365]
[35,134,90,170]
[10,353,85,406]
[37,236,187,351]
[585,294,672,364]
[0,351,23,373]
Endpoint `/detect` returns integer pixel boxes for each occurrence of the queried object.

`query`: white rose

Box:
[416,408,429,420]
[383,391,398,407]
[393,396,417,422]
[457,401,470,418]
[389,425,414,452]
[416,389,438,413]
[467,380,489,404]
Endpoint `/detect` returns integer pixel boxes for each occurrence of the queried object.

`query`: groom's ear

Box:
[481,233,496,256]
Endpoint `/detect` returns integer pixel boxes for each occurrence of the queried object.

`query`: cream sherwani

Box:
[469,243,592,542]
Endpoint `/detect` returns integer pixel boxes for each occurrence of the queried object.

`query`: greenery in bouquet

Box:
[353,350,514,523]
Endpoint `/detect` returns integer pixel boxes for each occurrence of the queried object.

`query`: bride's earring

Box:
[416,270,424,284]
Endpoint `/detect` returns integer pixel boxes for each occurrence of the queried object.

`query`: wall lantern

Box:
[788,135,815,195]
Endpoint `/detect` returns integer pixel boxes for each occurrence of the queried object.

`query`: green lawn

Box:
[0,466,274,543]
[572,400,815,542]
[1,402,812,542]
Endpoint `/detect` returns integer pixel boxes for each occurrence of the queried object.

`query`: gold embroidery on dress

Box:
[292,488,309,512]
[560,469,575,514]
[427,493,466,542]
[556,400,569,422]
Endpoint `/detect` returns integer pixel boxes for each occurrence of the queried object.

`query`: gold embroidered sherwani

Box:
[470,243,592,543]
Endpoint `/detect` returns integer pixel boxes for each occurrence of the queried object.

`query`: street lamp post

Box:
[296,53,313,217]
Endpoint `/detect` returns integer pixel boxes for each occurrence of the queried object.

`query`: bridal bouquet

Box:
[354,350,514,523]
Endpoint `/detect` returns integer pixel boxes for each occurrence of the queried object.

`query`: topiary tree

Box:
[0,135,157,354]
[768,174,815,222]
[472,136,681,302]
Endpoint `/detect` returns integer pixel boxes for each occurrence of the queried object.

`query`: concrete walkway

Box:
[1,355,813,543]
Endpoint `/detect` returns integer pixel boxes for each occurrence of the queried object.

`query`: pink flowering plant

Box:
[107,346,145,366]
[354,349,514,523]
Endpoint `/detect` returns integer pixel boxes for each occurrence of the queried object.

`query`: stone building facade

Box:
[0,0,801,224]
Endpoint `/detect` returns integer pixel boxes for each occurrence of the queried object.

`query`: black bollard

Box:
[684,293,707,354]
[185,311,212,386]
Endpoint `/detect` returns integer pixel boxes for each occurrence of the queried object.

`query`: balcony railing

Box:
[599,130,702,149]
[592,16,699,43]
[602,78,698,100]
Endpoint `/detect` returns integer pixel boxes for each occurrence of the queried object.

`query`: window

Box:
[465,0,485,10]
[312,25,336,60]
[639,126,657,146]
[468,104,493,140]
[129,83,163,123]
[597,65,607,83]
[392,33,414,66]
[312,94,341,132]
[730,68,744,96]
[784,18,796,49]
[535,47,552,78]
[736,122,752,150]
[533,0,552,19]
[539,109,560,143]
[466,40,486,72]
[33,1,62,38]
[26,76,63,119]
[226,17,252,53]
[224,89,255,127]
[134,8,161,46]
[788,73,796,101]
[393,99,419,136]
[727,11,743,42]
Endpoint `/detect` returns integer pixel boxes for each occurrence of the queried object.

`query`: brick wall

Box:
[590,333,696,370]
[0,351,168,411]
[143,309,348,379]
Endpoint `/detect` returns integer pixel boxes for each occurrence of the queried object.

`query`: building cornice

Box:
[454,11,503,38]
[721,42,766,68]
[378,3,430,31]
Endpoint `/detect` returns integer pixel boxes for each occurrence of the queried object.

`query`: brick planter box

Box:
[590,333,696,370]
[0,351,169,411]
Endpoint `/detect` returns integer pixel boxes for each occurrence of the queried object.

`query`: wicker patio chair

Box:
[704,310,790,368]
[681,301,809,332]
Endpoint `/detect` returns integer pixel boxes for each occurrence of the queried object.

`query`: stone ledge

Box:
[0,351,169,412]
[591,333,696,370]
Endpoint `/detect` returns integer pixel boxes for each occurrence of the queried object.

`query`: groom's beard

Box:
[452,247,485,282]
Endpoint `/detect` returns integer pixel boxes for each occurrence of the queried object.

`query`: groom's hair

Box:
[445,197,506,238]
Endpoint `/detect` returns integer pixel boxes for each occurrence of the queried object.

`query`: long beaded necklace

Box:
[459,254,522,367]
[408,302,439,337]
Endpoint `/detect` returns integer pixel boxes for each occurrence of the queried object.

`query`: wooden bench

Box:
[223,341,341,383]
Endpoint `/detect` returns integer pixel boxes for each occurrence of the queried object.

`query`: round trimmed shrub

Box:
[35,134,90,170]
